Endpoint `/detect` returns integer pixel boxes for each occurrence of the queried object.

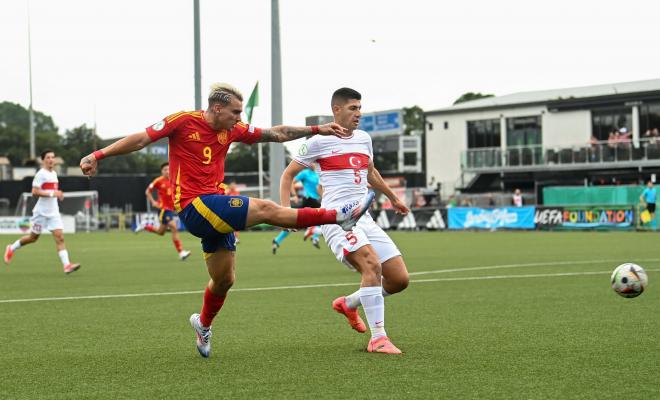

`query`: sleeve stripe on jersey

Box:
[294,159,311,168]
[166,111,202,124]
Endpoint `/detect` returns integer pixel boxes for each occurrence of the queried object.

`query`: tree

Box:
[403,105,424,135]
[59,124,103,166]
[0,101,62,165]
[453,92,495,105]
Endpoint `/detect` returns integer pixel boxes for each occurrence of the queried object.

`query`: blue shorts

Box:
[178,194,250,253]
[159,209,176,225]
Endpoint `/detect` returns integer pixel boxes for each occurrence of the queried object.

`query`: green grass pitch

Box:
[0,230,658,399]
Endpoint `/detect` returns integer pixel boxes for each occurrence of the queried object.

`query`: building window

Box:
[640,102,660,135]
[591,106,632,141]
[467,119,500,148]
[403,152,417,166]
[506,116,542,147]
[444,121,449,130]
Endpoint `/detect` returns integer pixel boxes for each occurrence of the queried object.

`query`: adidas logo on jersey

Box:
[188,132,201,141]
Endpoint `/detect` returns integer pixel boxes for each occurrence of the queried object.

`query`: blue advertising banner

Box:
[358,110,403,136]
[448,207,536,229]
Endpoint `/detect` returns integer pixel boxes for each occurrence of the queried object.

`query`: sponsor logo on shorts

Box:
[298,144,308,156]
[152,120,166,131]
[229,198,244,208]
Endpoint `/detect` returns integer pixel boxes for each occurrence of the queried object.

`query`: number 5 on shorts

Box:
[345,231,358,246]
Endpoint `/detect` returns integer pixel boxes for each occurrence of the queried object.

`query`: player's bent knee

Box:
[211,275,234,293]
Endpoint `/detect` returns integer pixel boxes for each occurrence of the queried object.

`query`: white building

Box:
[425,79,660,195]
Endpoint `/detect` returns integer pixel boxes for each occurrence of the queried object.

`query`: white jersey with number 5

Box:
[293,130,372,208]
[294,130,401,269]
[32,168,60,217]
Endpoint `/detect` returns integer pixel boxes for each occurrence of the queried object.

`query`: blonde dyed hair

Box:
[208,82,243,106]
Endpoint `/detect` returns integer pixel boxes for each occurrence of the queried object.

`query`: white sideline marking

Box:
[1,266,657,305]
[408,258,660,276]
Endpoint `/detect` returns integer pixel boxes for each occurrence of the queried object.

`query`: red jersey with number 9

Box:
[146,111,262,212]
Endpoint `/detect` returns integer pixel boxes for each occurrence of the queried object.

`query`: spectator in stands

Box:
[589,135,600,162]
[643,128,657,145]
[512,189,523,207]
[607,131,617,148]
[487,193,496,207]
[618,127,632,148]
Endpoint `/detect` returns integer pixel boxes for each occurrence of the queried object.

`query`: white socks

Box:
[344,287,391,309]
[58,249,70,266]
[359,286,386,339]
[10,240,22,252]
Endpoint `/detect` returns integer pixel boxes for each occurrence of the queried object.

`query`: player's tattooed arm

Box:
[257,123,347,143]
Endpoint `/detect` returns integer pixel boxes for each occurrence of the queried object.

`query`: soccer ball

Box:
[611,263,648,298]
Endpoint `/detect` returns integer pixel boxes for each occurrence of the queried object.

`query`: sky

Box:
[2,0,660,142]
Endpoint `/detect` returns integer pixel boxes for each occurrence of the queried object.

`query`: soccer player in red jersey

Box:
[136,162,191,260]
[79,83,375,358]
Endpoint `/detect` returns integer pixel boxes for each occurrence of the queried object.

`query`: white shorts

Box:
[30,213,63,234]
[321,214,401,271]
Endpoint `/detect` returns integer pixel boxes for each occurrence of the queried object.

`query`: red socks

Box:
[145,225,157,233]
[173,239,183,252]
[200,287,227,327]
[295,208,337,228]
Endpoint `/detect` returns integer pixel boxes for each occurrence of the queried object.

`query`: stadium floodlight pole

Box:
[27,0,35,160]
[269,0,286,201]
[193,0,202,110]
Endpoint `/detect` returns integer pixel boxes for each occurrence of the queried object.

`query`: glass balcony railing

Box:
[461,139,660,170]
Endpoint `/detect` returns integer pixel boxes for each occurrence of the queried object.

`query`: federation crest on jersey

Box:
[298,143,308,156]
[218,131,228,145]
[229,198,244,208]
[152,120,166,131]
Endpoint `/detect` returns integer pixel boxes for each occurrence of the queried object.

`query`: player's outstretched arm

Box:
[280,161,306,207]
[79,131,152,176]
[258,123,346,143]
[367,162,410,215]
[145,186,159,208]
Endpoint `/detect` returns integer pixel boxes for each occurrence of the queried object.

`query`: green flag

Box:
[245,81,259,123]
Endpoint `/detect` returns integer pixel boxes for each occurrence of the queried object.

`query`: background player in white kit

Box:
[4,150,81,274]
[280,88,410,354]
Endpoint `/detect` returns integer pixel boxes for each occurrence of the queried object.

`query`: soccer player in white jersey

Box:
[280,88,410,354]
[4,150,81,274]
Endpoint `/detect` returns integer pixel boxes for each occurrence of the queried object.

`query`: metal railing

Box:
[462,138,660,170]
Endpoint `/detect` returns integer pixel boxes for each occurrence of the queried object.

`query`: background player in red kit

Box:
[136,162,191,260]
[79,83,374,358]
